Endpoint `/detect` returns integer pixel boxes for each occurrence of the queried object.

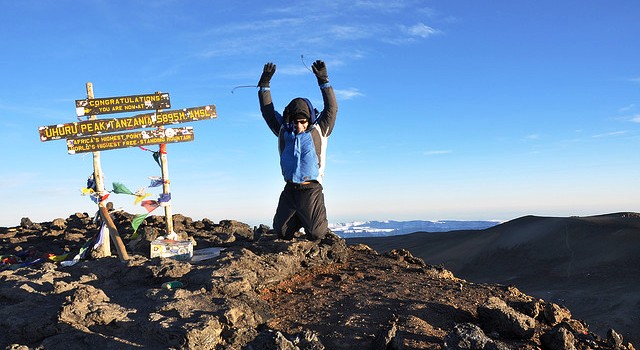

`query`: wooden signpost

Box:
[84,83,113,258]
[75,92,171,117]
[39,83,217,260]
[66,126,195,154]
[38,105,216,141]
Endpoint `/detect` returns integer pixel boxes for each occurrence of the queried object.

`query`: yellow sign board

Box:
[75,92,171,117]
[39,105,216,141]
[66,127,194,154]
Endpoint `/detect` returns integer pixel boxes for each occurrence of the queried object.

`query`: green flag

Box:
[112,182,134,195]
[131,213,149,238]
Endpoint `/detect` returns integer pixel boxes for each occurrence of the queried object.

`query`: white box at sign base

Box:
[150,238,193,260]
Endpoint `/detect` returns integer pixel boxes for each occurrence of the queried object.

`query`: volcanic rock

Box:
[0,212,636,349]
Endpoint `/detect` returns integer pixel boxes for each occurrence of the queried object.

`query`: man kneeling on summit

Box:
[257,60,338,241]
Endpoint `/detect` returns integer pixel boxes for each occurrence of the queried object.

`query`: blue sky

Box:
[1,1,640,227]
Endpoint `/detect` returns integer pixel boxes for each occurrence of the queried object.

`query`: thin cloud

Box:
[202,17,307,36]
[194,2,446,59]
[385,23,442,44]
[424,150,452,155]
[628,114,640,123]
[0,101,63,120]
[277,65,314,76]
[405,23,440,38]
[334,88,364,100]
[592,131,628,138]
[0,172,37,188]
[353,0,408,12]
[328,25,373,40]
[525,134,540,140]
[619,104,635,113]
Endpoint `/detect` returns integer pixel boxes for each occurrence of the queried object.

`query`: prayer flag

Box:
[134,187,152,204]
[134,192,152,205]
[48,253,69,262]
[90,192,109,204]
[158,193,171,206]
[112,182,134,195]
[153,152,161,167]
[94,222,107,249]
[80,187,95,196]
[141,200,160,213]
[132,213,148,234]
[86,175,96,191]
[149,177,164,188]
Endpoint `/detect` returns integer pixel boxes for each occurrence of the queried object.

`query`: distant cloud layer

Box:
[196,1,442,61]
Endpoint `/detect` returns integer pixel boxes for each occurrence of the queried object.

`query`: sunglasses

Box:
[293,119,309,125]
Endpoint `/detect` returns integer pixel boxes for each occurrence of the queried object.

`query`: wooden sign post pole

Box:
[86,82,129,261]
[159,142,174,237]
[86,82,111,257]
[99,206,129,261]
[155,98,174,238]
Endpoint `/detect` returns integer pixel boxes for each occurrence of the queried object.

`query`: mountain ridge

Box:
[347,212,640,347]
[330,219,500,237]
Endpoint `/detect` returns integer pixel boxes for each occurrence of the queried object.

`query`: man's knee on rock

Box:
[307,228,327,241]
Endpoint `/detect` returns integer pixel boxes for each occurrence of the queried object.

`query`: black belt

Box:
[286,181,319,190]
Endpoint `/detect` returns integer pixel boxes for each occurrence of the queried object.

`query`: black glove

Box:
[312,60,329,85]
[258,62,276,87]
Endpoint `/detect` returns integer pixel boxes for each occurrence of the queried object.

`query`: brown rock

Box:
[51,218,67,230]
[478,297,536,339]
[444,323,492,350]
[544,303,572,326]
[541,325,576,350]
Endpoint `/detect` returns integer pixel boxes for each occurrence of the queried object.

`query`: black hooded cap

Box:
[283,98,311,123]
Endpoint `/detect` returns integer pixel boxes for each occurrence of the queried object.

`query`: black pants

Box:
[273,181,328,240]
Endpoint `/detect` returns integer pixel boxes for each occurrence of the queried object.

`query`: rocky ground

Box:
[347,213,640,348]
[0,211,636,349]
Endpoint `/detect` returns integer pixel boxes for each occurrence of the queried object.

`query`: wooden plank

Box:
[67,127,194,154]
[39,105,216,141]
[75,92,170,116]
